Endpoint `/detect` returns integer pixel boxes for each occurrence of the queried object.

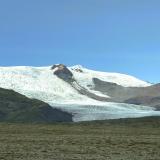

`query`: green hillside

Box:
[0,88,72,123]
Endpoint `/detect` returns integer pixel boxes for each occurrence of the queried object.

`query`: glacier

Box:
[0,65,160,122]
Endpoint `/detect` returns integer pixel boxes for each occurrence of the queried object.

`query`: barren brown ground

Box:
[0,117,160,160]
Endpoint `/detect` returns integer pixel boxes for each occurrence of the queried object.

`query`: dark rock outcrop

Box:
[51,64,74,82]
[71,68,83,73]
[124,96,160,110]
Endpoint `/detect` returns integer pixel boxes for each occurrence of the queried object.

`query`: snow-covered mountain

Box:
[70,65,150,87]
[0,64,159,122]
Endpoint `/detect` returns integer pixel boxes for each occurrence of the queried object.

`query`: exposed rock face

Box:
[51,64,74,82]
[92,78,129,101]
[92,78,160,108]
[124,96,160,110]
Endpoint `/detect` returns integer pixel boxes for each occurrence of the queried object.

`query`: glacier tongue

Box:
[49,102,160,122]
[0,65,159,122]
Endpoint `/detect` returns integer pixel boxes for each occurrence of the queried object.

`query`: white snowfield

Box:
[0,65,159,122]
[70,65,150,87]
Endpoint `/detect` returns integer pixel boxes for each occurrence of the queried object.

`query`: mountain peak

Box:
[51,64,74,82]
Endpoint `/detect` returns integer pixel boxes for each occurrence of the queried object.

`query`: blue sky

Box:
[0,0,160,83]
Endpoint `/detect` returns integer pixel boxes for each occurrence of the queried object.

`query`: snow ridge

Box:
[70,65,150,87]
